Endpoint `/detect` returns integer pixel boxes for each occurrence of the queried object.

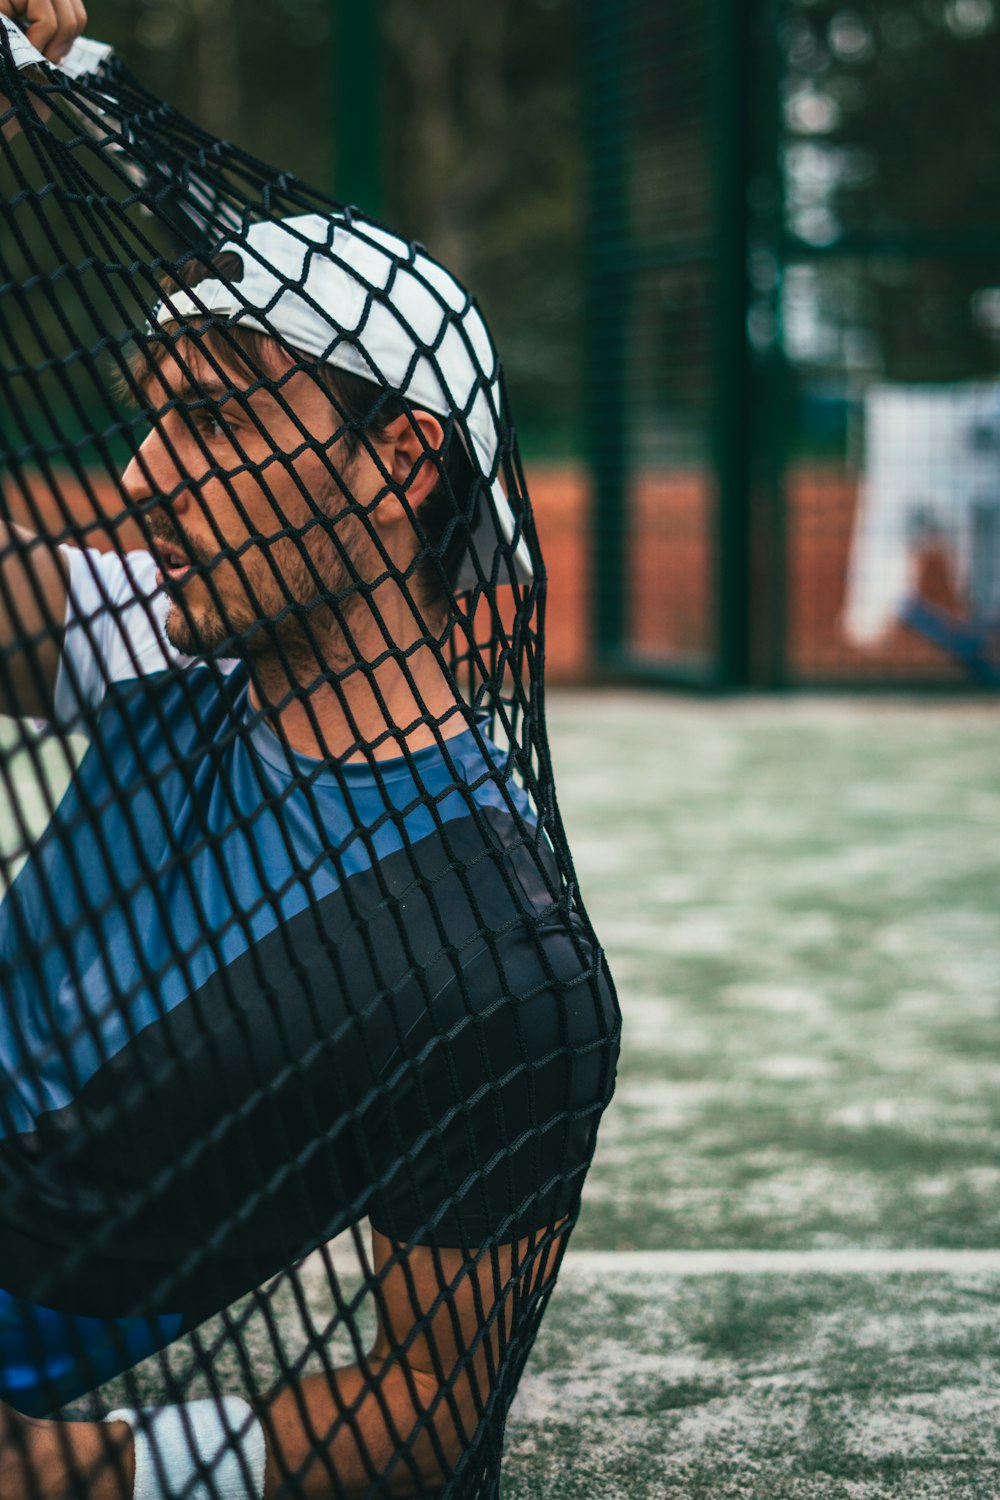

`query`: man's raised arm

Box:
[1,1,88,717]
[0,522,69,718]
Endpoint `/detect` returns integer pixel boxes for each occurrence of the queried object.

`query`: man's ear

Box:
[377,410,445,524]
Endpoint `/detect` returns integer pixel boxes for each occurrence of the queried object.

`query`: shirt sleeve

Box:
[52,546,190,725]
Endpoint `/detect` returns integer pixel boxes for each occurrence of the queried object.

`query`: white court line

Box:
[312,1243,1000,1282]
[563,1248,1000,1276]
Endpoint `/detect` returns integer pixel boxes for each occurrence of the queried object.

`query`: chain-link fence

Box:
[585,0,1000,688]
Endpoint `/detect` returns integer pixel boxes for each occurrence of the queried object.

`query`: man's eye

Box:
[195,411,227,440]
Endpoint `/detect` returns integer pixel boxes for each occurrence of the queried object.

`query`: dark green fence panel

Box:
[588,0,1000,689]
[769,0,1000,687]
[334,0,383,216]
[586,0,752,686]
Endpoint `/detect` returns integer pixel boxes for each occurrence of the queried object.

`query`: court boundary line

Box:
[562,1248,1000,1275]
[315,1242,1000,1280]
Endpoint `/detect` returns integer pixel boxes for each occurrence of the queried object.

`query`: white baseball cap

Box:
[150,213,533,592]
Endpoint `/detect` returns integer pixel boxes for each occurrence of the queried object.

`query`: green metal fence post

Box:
[334,0,383,216]
[710,0,752,688]
[585,0,630,671]
[756,0,791,689]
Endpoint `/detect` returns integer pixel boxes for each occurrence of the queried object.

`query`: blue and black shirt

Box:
[0,548,618,1415]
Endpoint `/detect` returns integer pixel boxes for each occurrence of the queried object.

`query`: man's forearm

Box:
[0,520,69,717]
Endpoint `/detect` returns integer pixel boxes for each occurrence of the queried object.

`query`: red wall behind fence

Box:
[3,463,967,683]
[525,462,963,683]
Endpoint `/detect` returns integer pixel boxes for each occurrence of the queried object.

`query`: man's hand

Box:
[0,0,87,64]
[0,0,88,143]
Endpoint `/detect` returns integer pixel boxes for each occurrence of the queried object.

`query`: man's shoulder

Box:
[100,654,245,715]
[81,658,249,783]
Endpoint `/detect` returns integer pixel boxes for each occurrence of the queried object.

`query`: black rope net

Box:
[0,20,619,1500]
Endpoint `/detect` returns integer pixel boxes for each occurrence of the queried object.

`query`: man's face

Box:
[122,335,379,666]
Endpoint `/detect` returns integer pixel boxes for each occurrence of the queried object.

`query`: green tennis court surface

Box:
[502,692,1000,1500]
[10,692,1000,1494]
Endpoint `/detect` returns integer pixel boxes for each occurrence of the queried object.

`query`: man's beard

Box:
[153,491,368,676]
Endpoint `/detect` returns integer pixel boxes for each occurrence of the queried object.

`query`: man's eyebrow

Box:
[170,378,241,405]
[139,376,248,412]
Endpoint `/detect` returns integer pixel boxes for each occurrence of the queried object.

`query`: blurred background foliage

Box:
[79,0,583,461]
[774,0,1000,389]
[5,0,1000,684]
[14,0,1000,460]
[781,0,1000,242]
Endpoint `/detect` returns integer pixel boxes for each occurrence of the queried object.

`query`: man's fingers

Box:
[0,1,57,59]
[0,1,56,59]
[54,0,86,56]
[0,0,87,62]
[39,0,85,61]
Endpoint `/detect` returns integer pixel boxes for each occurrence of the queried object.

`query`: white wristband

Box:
[105,1397,267,1500]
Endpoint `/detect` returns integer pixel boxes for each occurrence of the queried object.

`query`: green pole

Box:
[710,0,752,688]
[585,0,630,670]
[334,0,383,217]
[755,0,790,688]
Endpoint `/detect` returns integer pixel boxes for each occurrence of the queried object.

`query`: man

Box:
[0,5,619,1498]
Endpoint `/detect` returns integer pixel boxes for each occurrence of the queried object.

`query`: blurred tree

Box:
[382,0,582,455]
[782,0,1000,240]
[85,0,334,188]
[190,0,238,141]
[76,0,582,457]
[13,0,1000,454]
[779,0,1000,381]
